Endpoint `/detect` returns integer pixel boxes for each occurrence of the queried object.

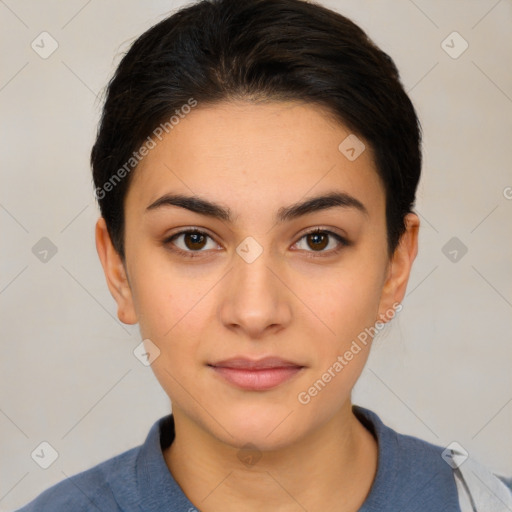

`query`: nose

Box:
[218,242,292,339]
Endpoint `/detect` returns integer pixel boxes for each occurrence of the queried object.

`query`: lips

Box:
[208,357,304,391]
[210,356,302,370]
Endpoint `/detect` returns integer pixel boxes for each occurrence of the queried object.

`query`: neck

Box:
[163,401,378,512]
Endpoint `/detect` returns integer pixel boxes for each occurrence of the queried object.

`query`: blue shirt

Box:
[17,405,463,511]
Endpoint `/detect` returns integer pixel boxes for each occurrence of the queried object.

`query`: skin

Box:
[96,100,419,511]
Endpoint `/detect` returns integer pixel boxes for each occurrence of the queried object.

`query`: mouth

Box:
[208,357,305,391]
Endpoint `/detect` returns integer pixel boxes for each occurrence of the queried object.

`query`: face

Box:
[96,100,418,450]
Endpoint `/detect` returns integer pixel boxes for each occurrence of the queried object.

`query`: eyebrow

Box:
[145,191,368,223]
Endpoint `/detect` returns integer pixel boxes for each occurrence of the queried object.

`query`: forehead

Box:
[126,100,385,218]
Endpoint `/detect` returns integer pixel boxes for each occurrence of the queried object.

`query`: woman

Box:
[17,0,512,510]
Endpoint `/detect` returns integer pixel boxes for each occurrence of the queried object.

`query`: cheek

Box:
[135,276,207,343]
[127,241,205,337]
[300,261,385,353]
[292,268,384,416]
[130,266,209,400]
[128,251,222,377]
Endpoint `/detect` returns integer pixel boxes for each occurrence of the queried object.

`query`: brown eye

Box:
[165,229,219,258]
[183,231,207,250]
[294,228,349,257]
[306,231,329,251]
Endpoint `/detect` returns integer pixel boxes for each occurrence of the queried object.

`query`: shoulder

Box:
[354,405,512,511]
[450,449,512,511]
[15,445,140,512]
[393,421,512,510]
[355,404,458,478]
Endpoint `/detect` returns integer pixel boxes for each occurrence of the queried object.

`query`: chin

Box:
[210,402,308,450]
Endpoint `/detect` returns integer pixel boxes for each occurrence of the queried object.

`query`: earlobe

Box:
[95,218,138,325]
[377,213,420,321]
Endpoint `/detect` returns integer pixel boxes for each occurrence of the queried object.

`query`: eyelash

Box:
[163,227,350,260]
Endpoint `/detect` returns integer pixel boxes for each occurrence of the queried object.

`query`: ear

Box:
[95,217,138,325]
[377,213,420,322]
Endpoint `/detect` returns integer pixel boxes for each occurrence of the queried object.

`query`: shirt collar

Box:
[132,405,459,511]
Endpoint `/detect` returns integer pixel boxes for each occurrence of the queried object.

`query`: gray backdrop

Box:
[1,0,511,510]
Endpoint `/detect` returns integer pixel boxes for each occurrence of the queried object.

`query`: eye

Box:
[164,229,219,258]
[164,227,350,260]
[293,228,350,257]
